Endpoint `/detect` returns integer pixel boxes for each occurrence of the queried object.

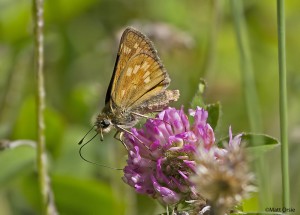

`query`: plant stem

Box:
[202,0,221,78]
[276,0,290,208]
[230,0,262,131]
[230,0,271,208]
[33,0,57,214]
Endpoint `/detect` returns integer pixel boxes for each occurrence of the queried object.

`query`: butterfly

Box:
[94,27,179,146]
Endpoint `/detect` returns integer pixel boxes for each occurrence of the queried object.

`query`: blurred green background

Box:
[0,0,299,214]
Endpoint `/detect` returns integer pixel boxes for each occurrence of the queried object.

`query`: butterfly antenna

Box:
[79,133,122,170]
[78,125,96,145]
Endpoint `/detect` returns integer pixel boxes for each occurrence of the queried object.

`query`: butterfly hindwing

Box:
[131,89,180,114]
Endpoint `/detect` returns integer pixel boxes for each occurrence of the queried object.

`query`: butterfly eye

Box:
[100,119,110,128]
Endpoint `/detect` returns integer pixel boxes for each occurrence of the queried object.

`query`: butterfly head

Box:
[95,114,113,140]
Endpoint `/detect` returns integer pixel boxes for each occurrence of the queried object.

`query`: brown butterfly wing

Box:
[112,52,171,110]
[105,27,156,104]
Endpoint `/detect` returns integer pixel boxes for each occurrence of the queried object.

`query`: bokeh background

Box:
[0,0,299,214]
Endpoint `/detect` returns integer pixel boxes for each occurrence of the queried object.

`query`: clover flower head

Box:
[192,127,256,214]
[122,107,215,205]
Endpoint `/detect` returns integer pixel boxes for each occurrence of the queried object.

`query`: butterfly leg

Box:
[113,131,128,151]
[115,126,143,144]
[115,125,153,152]
[130,111,172,126]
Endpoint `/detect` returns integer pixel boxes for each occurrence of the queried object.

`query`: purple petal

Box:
[123,106,218,205]
[151,175,181,205]
[179,106,190,130]
[156,158,171,185]
[170,176,189,193]
[178,170,188,180]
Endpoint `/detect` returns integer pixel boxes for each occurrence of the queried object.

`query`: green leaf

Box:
[205,102,221,130]
[53,175,125,215]
[45,0,98,22]
[12,96,66,158]
[22,174,125,215]
[0,0,31,42]
[190,80,221,131]
[190,79,207,109]
[0,145,35,187]
[217,133,280,154]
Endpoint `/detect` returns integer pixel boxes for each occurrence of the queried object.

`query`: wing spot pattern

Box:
[141,61,150,71]
[133,65,140,74]
[123,45,131,54]
[144,76,151,83]
[143,71,150,79]
[126,67,133,76]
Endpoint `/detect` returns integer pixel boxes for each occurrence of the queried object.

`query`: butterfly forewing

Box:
[113,52,170,108]
[106,27,157,104]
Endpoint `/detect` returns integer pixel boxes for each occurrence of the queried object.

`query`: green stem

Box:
[230,0,262,131]
[230,0,271,208]
[276,0,290,208]
[201,0,221,78]
[33,0,57,214]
